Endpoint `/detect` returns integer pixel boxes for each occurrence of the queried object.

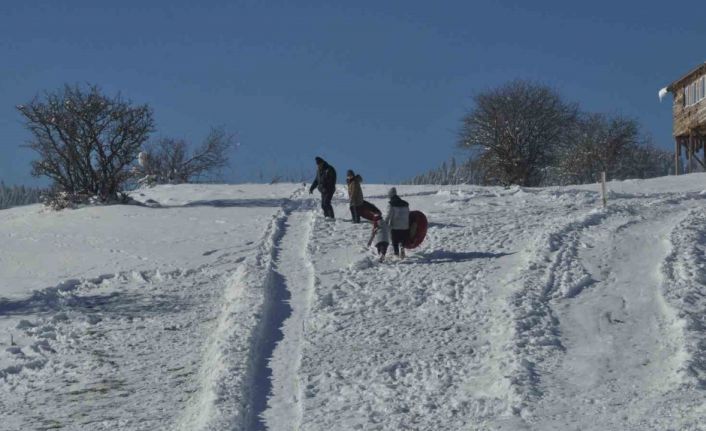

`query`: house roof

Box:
[667,62,706,92]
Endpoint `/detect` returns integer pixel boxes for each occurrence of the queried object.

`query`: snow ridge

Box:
[661,208,706,388]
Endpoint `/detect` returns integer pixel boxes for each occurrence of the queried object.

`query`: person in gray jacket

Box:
[384,187,410,258]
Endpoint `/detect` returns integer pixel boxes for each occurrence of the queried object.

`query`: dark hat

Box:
[314,156,324,164]
[346,169,354,176]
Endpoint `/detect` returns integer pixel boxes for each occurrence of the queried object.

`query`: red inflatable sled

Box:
[404,210,428,249]
[358,200,382,222]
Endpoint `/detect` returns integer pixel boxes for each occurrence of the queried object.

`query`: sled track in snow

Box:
[257,209,316,430]
[531,203,693,429]
[174,210,291,430]
[174,186,309,431]
[508,207,618,410]
[508,192,706,421]
[245,206,291,430]
[246,188,315,431]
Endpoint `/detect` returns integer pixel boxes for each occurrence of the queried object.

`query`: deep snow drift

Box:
[1,177,705,430]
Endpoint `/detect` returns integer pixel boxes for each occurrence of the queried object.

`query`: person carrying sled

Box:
[384,187,410,258]
[309,156,337,219]
[346,170,364,223]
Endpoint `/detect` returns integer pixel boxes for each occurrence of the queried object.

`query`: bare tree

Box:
[137,127,234,184]
[17,84,154,202]
[558,114,650,184]
[459,80,577,186]
[627,144,673,179]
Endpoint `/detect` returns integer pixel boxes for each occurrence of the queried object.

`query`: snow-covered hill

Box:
[1,177,705,430]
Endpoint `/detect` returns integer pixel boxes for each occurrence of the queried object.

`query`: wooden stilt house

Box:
[664,62,706,174]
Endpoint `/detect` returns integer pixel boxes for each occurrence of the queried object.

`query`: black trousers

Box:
[376,241,389,256]
[349,205,360,223]
[321,191,334,218]
[391,229,409,256]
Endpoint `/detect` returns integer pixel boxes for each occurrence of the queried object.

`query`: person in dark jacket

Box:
[309,156,337,219]
[384,187,410,258]
[346,170,364,223]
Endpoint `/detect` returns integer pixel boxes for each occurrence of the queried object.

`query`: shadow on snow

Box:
[427,222,465,229]
[413,249,514,264]
[0,288,193,319]
[161,198,290,208]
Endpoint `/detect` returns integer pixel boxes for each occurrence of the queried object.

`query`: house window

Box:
[694,78,701,103]
[694,78,701,100]
[684,74,706,107]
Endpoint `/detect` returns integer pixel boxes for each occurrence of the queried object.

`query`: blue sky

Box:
[1,0,704,185]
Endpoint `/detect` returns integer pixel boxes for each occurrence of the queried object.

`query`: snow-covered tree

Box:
[553,114,673,185]
[17,84,154,205]
[459,80,578,187]
[455,80,673,187]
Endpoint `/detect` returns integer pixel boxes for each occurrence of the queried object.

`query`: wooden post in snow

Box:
[601,171,607,208]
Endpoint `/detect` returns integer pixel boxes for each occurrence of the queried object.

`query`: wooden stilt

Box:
[675,138,680,175]
[688,135,693,174]
[693,135,706,169]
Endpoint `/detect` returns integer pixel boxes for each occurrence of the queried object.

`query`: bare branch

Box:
[137,127,235,184]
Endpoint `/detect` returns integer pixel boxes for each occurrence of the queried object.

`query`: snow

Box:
[659,87,669,101]
[1,177,706,430]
